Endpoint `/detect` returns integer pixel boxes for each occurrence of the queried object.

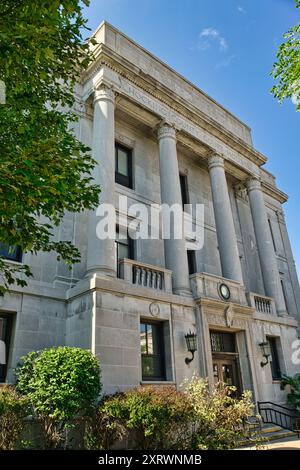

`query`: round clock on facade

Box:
[219,283,231,301]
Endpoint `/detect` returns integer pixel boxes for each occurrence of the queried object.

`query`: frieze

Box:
[117,76,259,177]
[206,312,247,330]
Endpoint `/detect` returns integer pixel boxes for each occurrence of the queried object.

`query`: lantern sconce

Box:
[185,331,197,365]
[259,341,271,367]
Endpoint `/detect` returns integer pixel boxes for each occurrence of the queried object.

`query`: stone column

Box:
[86,85,116,277]
[157,124,191,295]
[247,178,287,315]
[208,154,243,283]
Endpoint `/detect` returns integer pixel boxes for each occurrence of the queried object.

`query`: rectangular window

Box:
[115,143,132,188]
[0,315,13,383]
[179,174,189,207]
[0,244,22,262]
[140,321,166,381]
[267,337,282,380]
[280,279,288,312]
[268,219,277,252]
[210,331,236,353]
[187,250,197,275]
[115,226,134,277]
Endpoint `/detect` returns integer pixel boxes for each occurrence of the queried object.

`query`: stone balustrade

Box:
[118,259,173,293]
[247,292,276,315]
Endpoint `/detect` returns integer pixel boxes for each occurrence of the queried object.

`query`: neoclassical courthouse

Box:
[1,22,300,403]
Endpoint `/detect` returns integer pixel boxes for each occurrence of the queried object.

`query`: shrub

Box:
[183,376,254,450]
[85,386,195,450]
[0,385,28,450]
[16,346,101,448]
[280,373,300,412]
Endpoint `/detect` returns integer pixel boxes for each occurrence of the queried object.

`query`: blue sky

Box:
[84,0,299,275]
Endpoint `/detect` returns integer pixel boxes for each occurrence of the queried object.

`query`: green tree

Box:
[271,0,300,110]
[16,347,101,448]
[0,1,99,294]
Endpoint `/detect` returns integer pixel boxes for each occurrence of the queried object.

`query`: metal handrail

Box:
[258,401,300,437]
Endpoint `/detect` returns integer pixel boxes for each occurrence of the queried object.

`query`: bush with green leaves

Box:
[85,379,255,450]
[183,376,254,450]
[16,346,101,448]
[0,385,28,450]
[85,386,195,450]
[281,374,300,412]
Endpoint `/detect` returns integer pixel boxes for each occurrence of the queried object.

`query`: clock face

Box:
[219,283,231,301]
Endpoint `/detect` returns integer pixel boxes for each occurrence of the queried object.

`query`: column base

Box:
[85,267,117,279]
[173,287,193,297]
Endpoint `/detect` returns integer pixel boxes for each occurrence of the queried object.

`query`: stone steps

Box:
[239,424,298,447]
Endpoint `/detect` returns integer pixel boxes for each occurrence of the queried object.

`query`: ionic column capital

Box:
[93,84,115,105]
[157,123,177,141]
[208,153,224,170]
[246,177,262,193]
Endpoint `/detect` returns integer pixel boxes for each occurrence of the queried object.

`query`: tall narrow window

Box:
[115,226,134,277]
[0,315,13,383]
[0,244,22,262]
[140,321,166,381]
[115,143,132,188]
[280,279,288,312]
[179,174,189,207]
[267,337,282,380]
[268,219,277,252]
[187,250,197,275]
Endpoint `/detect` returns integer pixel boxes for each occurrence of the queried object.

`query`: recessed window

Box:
[115,226,134,277]
[140,321,166,381]
[187,250,197,275]
[115,143,133,188]
[0,315,13,383]
[280,279,288,312]
[268,219,277,252]
[0,244,22,262]
[179,174,189,207]
[267,336,282,380]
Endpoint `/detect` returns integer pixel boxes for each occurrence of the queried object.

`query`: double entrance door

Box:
[212,354,241,395]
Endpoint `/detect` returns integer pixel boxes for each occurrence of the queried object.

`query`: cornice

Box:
[81,46,267,168]
[261,181,288,204]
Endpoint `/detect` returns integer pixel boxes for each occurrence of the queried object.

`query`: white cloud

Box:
[198,27,228,52]
[237,5,246,14]
[215,54,237,69]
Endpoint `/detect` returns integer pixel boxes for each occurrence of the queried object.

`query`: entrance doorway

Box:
[212,357,240,389]
[210,330,241,394]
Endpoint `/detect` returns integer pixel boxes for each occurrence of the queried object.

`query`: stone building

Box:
[1,22,299,404]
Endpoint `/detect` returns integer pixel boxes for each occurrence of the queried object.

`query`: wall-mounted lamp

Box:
[185,331,197,365]
[259,341,271,367]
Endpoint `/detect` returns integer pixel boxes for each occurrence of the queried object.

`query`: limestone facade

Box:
[1,22,299,403]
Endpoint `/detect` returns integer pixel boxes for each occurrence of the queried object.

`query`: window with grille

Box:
[210,331,236,353]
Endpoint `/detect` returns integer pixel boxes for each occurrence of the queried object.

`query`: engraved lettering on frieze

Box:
[118,77,257,175]
[206,313,226,327]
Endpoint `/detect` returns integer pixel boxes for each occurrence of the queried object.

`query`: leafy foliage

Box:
[85,386,195,450]
[280,373,300,412]
[0,385,28,450]
[16,346,101,448]
[183,376,254,450]
[0,0,100,294]
[271,0,300,110]
[86,379,256,450]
